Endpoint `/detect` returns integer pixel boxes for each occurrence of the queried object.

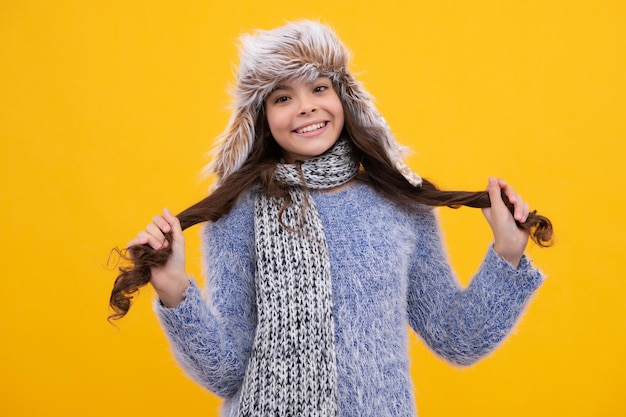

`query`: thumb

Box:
[162,207,184,243]
[486,177,506,210]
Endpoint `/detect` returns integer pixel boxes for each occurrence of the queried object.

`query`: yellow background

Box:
[1,1,625,416]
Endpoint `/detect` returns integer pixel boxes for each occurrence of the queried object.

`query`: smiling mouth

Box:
[295,122,327,134]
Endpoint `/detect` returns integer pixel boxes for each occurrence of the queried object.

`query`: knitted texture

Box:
[155,182,544,417]
[237,139,359,416]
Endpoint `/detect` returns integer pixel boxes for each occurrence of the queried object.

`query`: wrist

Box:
[493,245,523,269]
[153,273,190,308]
[493,243,522,268]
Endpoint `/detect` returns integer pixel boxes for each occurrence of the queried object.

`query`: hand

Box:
[128,207,189,307]
[481,177,530,268]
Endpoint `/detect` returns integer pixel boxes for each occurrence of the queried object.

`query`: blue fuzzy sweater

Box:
[155,181,543,416]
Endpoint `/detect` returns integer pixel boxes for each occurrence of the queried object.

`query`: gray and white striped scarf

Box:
[237,139,359,416]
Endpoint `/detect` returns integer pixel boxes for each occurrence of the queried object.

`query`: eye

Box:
[273,95,290,104]
[313,85,329,93]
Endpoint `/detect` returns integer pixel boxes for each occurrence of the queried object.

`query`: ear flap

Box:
[340,74,423,187]
[208,106,258,183]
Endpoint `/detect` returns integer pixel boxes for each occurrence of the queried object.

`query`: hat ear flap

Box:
[340,75,423,187]
[208,107,258,183]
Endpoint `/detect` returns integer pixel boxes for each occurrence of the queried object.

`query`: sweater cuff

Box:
[488,244,526,269]
[153,279,205,330]
[485,245,545,287]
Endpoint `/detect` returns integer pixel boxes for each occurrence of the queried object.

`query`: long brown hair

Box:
[108,101,553,321]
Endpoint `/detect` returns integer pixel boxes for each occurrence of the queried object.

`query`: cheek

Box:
[336,108,345,126]
[266,108,290,134]
[330,96,344,120]
[333,103,345,128]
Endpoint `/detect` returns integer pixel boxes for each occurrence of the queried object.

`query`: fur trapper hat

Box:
[209,20,422,187]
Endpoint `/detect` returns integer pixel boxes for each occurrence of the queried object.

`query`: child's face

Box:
[265,77,344,163]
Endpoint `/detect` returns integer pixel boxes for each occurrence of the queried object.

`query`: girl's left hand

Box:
[481,177,530,268]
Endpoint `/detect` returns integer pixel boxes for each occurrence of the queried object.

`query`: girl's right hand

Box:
[127,207,190,308]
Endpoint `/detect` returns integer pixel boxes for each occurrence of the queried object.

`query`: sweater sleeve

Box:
[154,194,257,398]
[406,209,544,366]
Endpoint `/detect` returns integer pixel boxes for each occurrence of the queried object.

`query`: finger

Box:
[498,178,519,205]
[145,222,167,244]
[152,214,171,233]
[128,231,166,250]
[499,179,528,221]
[487,177,507,210]
[127,234,148,248]
[505,191,524,221]
[505,188,528,222]
[521,201,530,223]
[163,207,183,241]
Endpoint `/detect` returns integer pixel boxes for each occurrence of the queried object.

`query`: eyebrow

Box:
[270,84,292,94]
[268,77,331,97]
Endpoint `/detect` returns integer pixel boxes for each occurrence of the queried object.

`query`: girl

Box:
[110,20,552,417]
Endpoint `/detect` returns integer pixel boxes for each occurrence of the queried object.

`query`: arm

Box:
[407,209,544,366]
[134,200,257,398]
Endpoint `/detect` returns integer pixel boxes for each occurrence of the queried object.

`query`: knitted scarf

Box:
[237,139,359,416]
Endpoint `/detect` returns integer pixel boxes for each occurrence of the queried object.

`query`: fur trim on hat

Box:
[209,20,422,187]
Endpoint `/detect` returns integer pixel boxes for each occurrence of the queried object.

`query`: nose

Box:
[299,108,317,115]
[299,100,317,115]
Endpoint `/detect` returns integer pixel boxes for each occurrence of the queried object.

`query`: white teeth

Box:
[296,122,325,134]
